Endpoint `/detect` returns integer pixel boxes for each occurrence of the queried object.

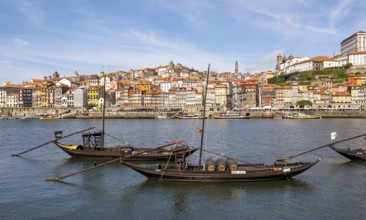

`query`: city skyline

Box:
[1,0,365,83]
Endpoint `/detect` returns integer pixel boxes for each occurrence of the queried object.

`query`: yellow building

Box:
[135,80,150,92]
[331,91,351,103]
[214,84,228,109]
[87,85,103,107]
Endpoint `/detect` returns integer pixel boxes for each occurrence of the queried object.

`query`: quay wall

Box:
[2,107,366,119]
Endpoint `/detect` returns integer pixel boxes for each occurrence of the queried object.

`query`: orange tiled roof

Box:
[332,91,351,96]
[311,56,334,62]
[350,51,366,55]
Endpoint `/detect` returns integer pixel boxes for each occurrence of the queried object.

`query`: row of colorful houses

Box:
[2,71,366,111]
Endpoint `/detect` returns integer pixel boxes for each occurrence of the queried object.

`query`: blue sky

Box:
[0,0,365,83]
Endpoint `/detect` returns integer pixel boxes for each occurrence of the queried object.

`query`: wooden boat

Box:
[53,74,198,161]
[122,159,319,182]
[329,146,366,161]
[283,112,321,119]
[213,112,250,119]
[54,131,197,160]
[122,65,320,182]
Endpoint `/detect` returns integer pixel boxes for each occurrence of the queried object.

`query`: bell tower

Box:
[235,61,238,74]
[276,54,283,72]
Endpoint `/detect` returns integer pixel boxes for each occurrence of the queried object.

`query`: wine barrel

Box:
[205,159,215,171]
[226,158,238,171]
[216,158,226,171]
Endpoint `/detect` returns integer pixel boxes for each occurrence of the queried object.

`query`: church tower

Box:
[276,54,283,72]
[235,61,238,74]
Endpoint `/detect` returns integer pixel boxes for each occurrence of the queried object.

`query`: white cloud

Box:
[13,0,45,26]
[12,37,31,46]
[329,0,353,29]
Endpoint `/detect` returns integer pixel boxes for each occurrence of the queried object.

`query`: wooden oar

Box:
[45,139,184,182]
[11,127,95,157]
[277,132,366,161]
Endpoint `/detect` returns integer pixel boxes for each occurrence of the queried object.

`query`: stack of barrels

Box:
[205,159,216,171]
[205,158,238,171]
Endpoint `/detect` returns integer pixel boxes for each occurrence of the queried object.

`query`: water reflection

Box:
[4,119,366,219]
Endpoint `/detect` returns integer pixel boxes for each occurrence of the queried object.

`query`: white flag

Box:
[331,132,337,140]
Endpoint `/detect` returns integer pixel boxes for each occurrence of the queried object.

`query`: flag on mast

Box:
[196,128,203,134]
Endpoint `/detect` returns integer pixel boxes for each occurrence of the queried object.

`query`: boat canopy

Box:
[82,131,103,149]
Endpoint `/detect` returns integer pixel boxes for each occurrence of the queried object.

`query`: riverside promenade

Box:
[2,107,366,119]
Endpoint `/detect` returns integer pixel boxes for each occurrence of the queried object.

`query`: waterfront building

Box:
[274,86,292,108]
[332,91,352,104]
[206,87,216,111]
[19,86,33,107]
[6,93,20,107]
[214,84,228,111]
[33,82,54,107]
[242,83,258,109]
[128,89,142,108]
[115,88,125,106]
[0,84,20,107]
[61,88,74,107]
[261,84,276,108]
[229,81,239,109]
[87,85,103,107]
[298,91,314,103]
[0,87,6,107]
[54,85,70,108]
[159,92,172,108]
[350,86,365,109]
[74,88,87,108]
[143,91,161,108]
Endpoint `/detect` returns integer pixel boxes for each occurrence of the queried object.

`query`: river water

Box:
[1,119,366,219]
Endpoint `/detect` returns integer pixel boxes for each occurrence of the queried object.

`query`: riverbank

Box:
[52,110,366,119]
[2,107,366,119]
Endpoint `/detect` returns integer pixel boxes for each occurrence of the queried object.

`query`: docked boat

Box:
[0,116,41,120]
[53,74,197,161]
[329,146,366,161]
[54,131,197,161]
[175,113,200,119]
[155,115,167,119]
[122,65,320,182]
[213,111,250,119]
[283,112,321,119]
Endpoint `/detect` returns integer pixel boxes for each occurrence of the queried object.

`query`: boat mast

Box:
[198,64,210,168]
[101,70,107,148]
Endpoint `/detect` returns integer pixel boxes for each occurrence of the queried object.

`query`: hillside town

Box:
[1,31,366,118]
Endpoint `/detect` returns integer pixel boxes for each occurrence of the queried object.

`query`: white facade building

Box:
[348,51,366,65]
[341,31,366,55]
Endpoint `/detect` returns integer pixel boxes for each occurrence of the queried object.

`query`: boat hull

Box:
[54,141,198,161]
[282,113,321,119]
[213,115,250,119]
[122,159,320,182]
[330,146,366,161]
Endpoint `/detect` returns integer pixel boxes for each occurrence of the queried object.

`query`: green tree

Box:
[296,100,312,108]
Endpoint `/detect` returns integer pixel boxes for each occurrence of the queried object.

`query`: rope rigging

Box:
[277,132,366,161]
